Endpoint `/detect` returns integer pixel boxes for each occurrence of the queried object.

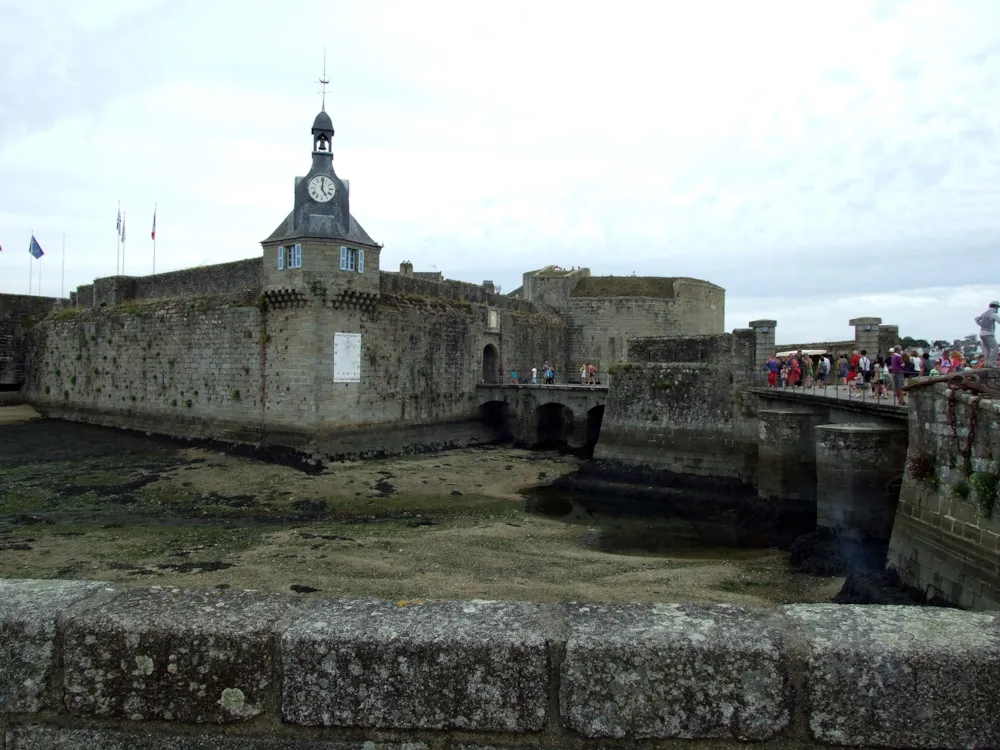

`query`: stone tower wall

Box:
[565,279,725,375]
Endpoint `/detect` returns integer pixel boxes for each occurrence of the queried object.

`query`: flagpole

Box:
[28,231,33,295]
[61,233,66,298]
[153,202,157,275]
[38,251,42,297]
[116,201,121,275]
[122,211,126,275]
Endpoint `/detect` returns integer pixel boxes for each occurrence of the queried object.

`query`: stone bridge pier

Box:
[750,399,909,541]
[477,384,608,450]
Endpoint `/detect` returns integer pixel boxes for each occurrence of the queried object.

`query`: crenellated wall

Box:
[888,373,1000,610]
[1,579,998,749]
[24,284,564,458]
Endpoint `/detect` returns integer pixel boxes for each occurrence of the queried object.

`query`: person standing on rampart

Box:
[765,353,780,387]
[975,300,1000,368]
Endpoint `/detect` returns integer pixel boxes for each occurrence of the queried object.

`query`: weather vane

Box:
[317,45,330,110]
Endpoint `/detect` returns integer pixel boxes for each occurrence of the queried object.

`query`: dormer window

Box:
[277,244,302,270]
[339,246,365,273]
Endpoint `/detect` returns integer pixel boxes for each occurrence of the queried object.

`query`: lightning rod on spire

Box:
[317,45,330,110]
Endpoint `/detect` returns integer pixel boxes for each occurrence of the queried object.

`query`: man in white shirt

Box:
[976,301,1000,368]
[530,366,538,384]
[858,350,872,384]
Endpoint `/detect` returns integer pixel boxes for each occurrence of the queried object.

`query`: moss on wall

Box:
[570,276,721,299]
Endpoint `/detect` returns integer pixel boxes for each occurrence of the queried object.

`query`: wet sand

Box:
[0,407,842,606]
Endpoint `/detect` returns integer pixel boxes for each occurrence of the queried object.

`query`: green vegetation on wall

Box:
[970,471,999,519]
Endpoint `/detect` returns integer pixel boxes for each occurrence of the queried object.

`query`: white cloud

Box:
[1,0,998,342]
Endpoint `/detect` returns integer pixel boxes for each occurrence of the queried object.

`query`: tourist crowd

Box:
[763,345,996,406]
[494,361,603,386]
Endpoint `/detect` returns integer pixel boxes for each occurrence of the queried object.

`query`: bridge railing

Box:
[742,367,909,408]
[485,368,611,387]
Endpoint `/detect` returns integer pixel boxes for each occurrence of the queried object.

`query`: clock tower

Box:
[261,106,381,303]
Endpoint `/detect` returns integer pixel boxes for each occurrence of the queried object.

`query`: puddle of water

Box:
[523,488,776,561]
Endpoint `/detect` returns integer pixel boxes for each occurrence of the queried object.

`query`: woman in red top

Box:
[789,357,802,387]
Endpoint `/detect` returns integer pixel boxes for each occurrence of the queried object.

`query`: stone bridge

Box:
[477,384,608,448]
[744,386,908,423]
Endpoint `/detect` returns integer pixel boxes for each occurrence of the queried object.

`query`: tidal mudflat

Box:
[0,406,842,605]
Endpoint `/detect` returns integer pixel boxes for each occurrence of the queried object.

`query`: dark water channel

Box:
[522,486,778,561]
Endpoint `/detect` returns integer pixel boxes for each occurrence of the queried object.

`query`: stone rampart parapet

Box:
[2,579,998,748]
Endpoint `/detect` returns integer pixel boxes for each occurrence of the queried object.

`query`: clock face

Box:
[308,175,336,203]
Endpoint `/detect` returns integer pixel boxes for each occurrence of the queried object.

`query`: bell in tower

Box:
[312,110,334,155]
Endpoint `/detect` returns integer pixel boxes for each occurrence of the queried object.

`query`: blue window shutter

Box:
[358,249,365,273]
[277,246,284,270]
[340,246,347,270]
[294,244,302,268]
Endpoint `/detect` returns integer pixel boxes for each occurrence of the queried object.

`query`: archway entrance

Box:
[536,403,574,447]
[482,344,498,383]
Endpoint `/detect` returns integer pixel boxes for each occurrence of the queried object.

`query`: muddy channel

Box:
[0,406,844,606]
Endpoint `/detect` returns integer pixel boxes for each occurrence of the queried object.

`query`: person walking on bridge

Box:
[889,345,907,406]
[975,301,1000,368]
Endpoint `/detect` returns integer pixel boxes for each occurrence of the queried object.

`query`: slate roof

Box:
[312,110,334,132]
[263,211,378,247]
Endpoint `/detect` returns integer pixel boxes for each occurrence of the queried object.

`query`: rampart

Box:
[888,373,1000,609]
[23,283,564,457]
[1,579,998,749]
[379,270,539,313]
[564,277,725,375]
[74,259,263,309]
[0,295,63,386]
[594,330,756,479]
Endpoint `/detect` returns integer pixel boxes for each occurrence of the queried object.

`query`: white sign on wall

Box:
[333,332,362,383]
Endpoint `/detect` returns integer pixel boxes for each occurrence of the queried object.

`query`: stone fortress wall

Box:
[1,578,998,750]
[21,257,565,458]
[888,372,1000,609]
[73,258,263,309]
[594,329,758,480]
[519,268,726,377]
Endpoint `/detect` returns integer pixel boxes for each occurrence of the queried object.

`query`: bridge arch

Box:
[478,399,511,437]
[482,344,498,384]
[536,402,575,447]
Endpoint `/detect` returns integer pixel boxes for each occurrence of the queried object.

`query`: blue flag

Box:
[28,235,44,259]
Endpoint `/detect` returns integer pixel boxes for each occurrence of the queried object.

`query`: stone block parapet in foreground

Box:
[1,580,999,749]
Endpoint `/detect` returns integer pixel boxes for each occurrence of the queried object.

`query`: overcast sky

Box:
[2,0,998,343]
